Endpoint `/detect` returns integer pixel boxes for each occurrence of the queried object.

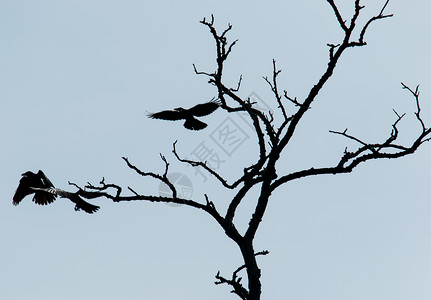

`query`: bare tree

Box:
[13,1,430,299]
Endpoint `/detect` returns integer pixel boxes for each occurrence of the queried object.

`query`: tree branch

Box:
[122,155,178,198]
[327,0,348,32]
[358,0,393,45]
[402,82,427,132]
[243,0,396,243]
[263,59,288,121]
[215,250,269,300]
[271,83,430,191]
[172,141,242,189]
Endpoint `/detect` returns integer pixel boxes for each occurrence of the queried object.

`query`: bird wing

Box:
[148,110,185,121]
[13,176,32,206]
[32,192,56,206]
[38,170,54,188]
[14,172,98,213]
[183,117,207,130]
[43,188,100,214]
[33,170,56,205]
[71,194,100,214]
[188,100,220,117]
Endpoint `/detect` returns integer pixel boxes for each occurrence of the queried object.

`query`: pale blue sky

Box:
[1,1,430,299]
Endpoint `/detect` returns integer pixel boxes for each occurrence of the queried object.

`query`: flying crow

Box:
[13,170,55,206]
[148,99,221,130]
[13,170,100,214]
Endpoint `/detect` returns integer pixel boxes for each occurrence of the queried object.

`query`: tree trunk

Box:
[240,242,262,300]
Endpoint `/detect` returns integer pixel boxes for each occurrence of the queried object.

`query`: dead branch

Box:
[122,155,177,198]
[215,251,269,300]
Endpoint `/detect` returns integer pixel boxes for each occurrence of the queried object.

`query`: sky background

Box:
[1,0,430,299]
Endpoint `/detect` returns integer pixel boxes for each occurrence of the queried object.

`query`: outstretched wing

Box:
[14,171,99,213]
[13,175,33,206]
[42,188,100,214]
[72,195,100,214]
[188,100,220,117]
[32,191,56,206]
[33,170,56,205]
[148,110,185,121]
[183,117,207,130]
[38,170,54,188]
[13,170,56,206]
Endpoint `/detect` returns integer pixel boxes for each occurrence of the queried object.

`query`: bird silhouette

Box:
[13,170,100,214]
[148,99,221,130]
[13,170,55,206]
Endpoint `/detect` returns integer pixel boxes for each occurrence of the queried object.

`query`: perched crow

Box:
[13,170,100,214]
[148,99,221,130]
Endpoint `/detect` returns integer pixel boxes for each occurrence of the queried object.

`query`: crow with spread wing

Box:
[148,99,221,130]
[13,170,99,214]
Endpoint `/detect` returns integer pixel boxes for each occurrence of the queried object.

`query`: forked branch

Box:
[271,83,430,191]
[215,251,269,300]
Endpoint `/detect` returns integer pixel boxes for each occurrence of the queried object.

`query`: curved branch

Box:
[358,0,393,45]
[172,141,241,189]
[402,82,427,131]
[271,84,430,191]
[122,155,177,198]
[225,177,264,223]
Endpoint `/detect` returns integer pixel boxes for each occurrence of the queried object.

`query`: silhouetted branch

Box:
[127,186,140,196]
[199,14,238,67]
[402,82,427,131]
[244,0,396,245]
[215,270,248,300]
[329,128,380,154]
[172,141,239,189]
[225,176,265,223]
[271,0,395,162]
[327,43,340,60]
[231,74,243,92]
[193,64,213,78]
[282,91,303,108]
[215,251,269,300]
[379,109,406,148]
[85,177,123,198]
[122,155,177,198]
[263,59,287,120]
[79,179,229,225]
[271,83,430,191]
[328,0,393,49]
[327,0,348,32]
[196,14,277,160]
[232,251,269,277]
[358,0,393,45]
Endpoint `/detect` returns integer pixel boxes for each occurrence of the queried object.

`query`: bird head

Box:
[21,171,35,177]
